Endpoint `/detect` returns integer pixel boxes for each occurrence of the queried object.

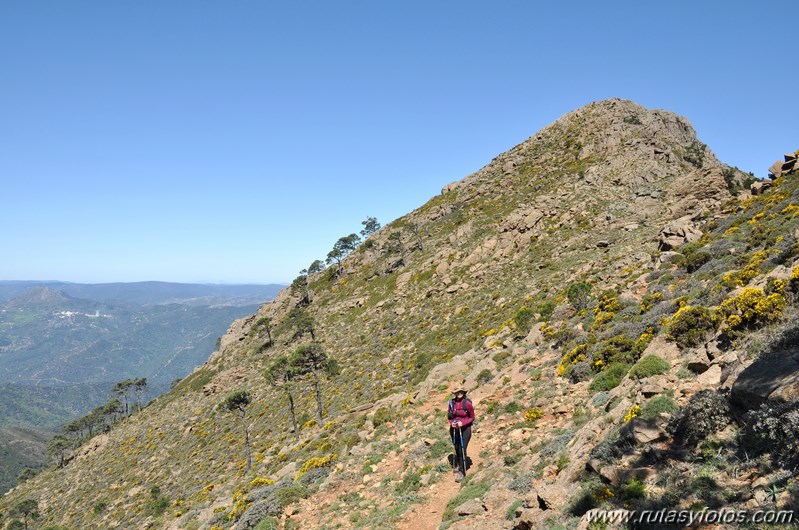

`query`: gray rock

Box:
[456,498,487,516]
[620,418,666,444]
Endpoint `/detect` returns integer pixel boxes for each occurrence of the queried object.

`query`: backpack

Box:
[448,398,473,422]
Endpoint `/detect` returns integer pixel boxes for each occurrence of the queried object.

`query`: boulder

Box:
[658,219,702,250]
[640,382,667,397]
[641,336,681,362]
[620,418,666,444]
[442,181,461,194]
[751,180,773,196]
[513,508,543,530]
[524,322,546,346]
[731,345,799,409]
[656,251,683,268]
[500,206,544,234]
[456,498,487,516]
[769,160,784,179]
[686,350,712,373]
[697,364,722,386]
[530,484,570,511]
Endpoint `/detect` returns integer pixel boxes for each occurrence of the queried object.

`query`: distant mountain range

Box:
[0,280,284,307]
[0,281,282,493]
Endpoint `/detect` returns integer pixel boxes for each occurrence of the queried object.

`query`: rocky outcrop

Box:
[769,152,798,178]
[658,217,702,250]
[731,344,799,409]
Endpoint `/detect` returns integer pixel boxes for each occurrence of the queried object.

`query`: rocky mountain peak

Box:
[451,98,739,196]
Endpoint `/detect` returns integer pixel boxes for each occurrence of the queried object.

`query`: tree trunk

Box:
[240,413,252,474]
[287,390,299,442]
[313,371,324,427]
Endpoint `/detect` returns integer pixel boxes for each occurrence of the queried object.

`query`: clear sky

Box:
[1,1,795,284]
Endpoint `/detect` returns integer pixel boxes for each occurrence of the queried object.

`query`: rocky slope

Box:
[4,99,797,530]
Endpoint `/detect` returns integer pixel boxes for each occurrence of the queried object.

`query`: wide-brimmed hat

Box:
[453,388,467,395]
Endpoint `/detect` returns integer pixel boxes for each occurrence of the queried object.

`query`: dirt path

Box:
[396,422,484,530]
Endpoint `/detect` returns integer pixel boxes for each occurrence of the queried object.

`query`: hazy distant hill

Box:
[0,282,281,494]
[0,281,284,306]
[0,287,266,388]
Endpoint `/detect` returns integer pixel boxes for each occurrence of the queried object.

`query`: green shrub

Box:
[621,478,647,500]
[678,242,712,273]
[442,481,490,521]
[395,472,421,494]
[589,363,629,393]
[639,395,677,420]
[592,334,638,367]
[493,351,511,364]
[271,484,307,510]
[504,401,522,414]
[743,400,799,468]
[254,517,280,530]
[566,281,593,311]
[514,306,535,335]
[476,369,493,384]
[668,390,731,446]
[628,355,669,380]
[536,300,556,322]
[372,407,391,427]
[668,305,717,349]
[508,473,534,494]
[506,499,523,520]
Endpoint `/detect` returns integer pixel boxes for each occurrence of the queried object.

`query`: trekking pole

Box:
[458,426,466,476]
[450,428,457,469]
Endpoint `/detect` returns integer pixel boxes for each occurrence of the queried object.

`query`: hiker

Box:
[447,388,475,482]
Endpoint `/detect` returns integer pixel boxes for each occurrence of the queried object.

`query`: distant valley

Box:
[0,281,282,492]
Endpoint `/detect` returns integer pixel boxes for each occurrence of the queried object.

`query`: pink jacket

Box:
[448,398,475,428]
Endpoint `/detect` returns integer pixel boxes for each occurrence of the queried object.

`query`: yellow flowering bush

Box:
[667,304,717,349]
[781,204,799,217]
[249,477,274,489]
[593,485,615,503]
[719,287,786,330]
[722,250,769,287]
[524,407,544,422]
[624,405,641,423]
[229,490,250,520]
[590,290,621,329]
[557,344,587,377]
[640,292,663,313]
[295,455,334,481]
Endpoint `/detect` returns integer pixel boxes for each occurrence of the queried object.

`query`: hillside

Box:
[3,99,797,530]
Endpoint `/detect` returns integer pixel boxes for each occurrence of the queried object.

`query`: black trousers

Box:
[450,425,472,472]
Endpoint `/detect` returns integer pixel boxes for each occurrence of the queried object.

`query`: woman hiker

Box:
[447,388,475,482]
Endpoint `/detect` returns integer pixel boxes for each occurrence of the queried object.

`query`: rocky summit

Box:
[4,99,798,530]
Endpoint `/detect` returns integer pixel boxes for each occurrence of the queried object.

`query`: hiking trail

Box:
[396,411,484,530]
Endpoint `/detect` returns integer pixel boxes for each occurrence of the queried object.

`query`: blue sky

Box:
[1,1,795,284]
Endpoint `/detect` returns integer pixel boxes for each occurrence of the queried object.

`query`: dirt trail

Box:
[397,418,484,530]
